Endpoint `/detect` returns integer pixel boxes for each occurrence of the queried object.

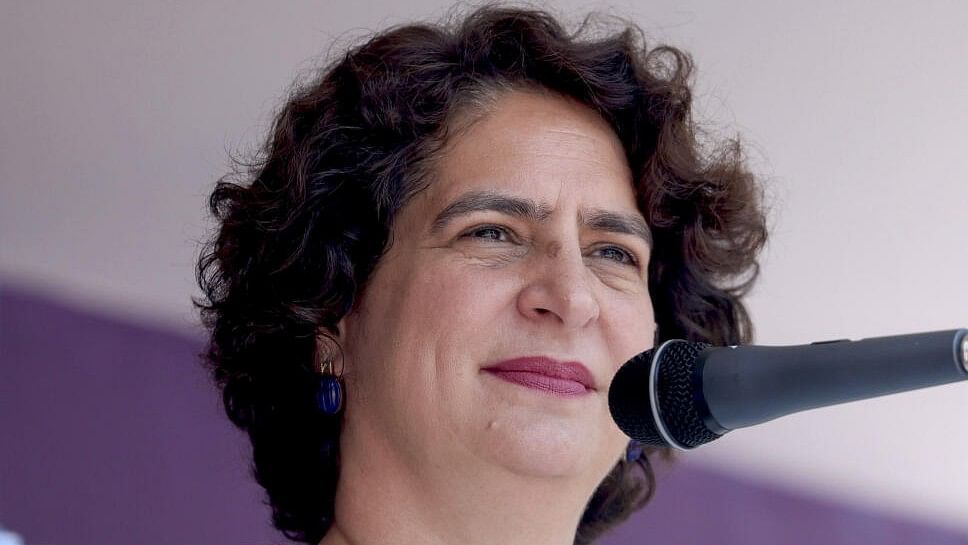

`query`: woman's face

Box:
[335,90,655,489]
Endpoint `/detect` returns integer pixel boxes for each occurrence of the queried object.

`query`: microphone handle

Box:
[700,329,968,431]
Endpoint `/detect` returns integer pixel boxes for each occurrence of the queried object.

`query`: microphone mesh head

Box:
[608,349,664,446]
[609,341,723,449]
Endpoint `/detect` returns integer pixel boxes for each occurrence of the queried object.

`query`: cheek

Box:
[346,259,519,388]
[602,295,656,371]
[408,261,518,325]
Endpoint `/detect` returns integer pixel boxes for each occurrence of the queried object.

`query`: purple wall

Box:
[601,463,968,545]
[0,285,281,545]
[2,283,966,545]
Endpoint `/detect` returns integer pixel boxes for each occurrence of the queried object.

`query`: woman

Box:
[196,5,766,545]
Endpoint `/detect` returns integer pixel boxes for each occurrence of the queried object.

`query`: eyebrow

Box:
[579,208,652,246]
[430,190,651,246]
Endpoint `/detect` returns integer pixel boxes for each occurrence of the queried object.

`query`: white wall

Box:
[2,0,966,533]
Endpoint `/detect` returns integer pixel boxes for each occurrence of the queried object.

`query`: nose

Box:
[516,240,600,330]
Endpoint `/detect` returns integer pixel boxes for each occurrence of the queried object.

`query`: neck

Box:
[320,421,597,545]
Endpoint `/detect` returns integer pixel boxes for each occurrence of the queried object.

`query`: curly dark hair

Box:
[195,4,767,545]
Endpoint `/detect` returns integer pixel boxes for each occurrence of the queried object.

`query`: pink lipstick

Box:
[483,357,595,396]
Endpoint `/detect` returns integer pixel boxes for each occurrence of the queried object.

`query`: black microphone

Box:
[608,329,968,450]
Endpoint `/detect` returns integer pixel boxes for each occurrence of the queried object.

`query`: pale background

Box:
[2,0,966,535]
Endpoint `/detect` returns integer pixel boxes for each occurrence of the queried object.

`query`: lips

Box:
[482,356,596,395]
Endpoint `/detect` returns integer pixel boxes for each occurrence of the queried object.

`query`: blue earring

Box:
[316,358,344,415]
[624,440,644,463]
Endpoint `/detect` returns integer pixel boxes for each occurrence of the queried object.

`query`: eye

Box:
[461,225,512,242]
[593,245,639,266]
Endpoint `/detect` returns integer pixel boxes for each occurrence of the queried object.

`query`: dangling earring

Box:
[316,356,344,415]
[624,440,644,463]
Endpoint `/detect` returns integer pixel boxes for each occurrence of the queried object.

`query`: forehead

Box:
[425,90,637,212]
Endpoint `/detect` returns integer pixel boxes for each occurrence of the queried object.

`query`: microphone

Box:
[608,329,968,451]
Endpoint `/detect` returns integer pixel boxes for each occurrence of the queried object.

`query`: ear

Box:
[315,320,346,370]
[326,315,353,376]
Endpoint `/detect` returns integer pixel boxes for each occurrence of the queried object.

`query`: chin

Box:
[482,421,601,480]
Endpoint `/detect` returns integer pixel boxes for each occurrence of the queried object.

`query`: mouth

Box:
[482,356,596,397]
